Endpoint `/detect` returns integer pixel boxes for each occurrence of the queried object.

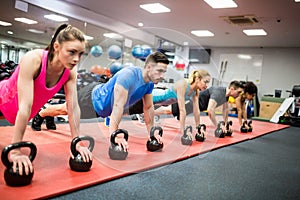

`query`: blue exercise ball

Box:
[110,62,123,76]
[131,45,144,59]
[108,45,122,60]
[90,45,103,57]
[140,45,153,61]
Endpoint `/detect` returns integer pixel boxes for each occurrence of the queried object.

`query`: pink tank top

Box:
[0,50,70,124]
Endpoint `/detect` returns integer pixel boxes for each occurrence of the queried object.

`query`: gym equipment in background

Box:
[90,45,103,57]
[108,45,122,60]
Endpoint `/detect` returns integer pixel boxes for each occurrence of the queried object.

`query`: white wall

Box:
[191,47,300,99]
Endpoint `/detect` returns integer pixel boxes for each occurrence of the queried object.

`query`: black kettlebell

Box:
[225,121,233,136]
[147,126,164,152]
[1,141,37,187]
[108,129,129,160]
[181,126,193,145]
[214,121,225,138]
[69,135,95,172]
[240,121,248,133]
[195,124,206,142]
[247,120,253,132]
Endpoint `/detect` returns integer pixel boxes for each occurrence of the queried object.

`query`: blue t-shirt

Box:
[91,66,154,117]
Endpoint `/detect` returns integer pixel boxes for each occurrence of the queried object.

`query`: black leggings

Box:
[171,101,194,119]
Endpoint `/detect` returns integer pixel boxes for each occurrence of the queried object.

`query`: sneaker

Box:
[136,114,145,124]
[154,115,160,123]
[131,114,138,120]
[31,113,45,131]
[45,116,56,130]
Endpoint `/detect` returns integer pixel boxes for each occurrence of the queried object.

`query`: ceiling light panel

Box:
[14,17,37,24]
[243,29,267,36]
[139,3,171,13]
[44,14,68,22]
[204,0,238,9]
[191,30,215,37]
[0,20,12,26]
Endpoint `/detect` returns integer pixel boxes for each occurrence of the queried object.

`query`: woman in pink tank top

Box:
[0,24,92,176]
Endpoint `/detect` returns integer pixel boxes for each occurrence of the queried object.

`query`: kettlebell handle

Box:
[197,124,206,132]
[70,135,95,156]
[184,126,192,136]
[1,141,37,168]
[149,126,163,138]
[110,129,129,145]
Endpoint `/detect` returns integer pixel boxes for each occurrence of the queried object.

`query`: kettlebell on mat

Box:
[215,121,226,138]
[147,126,164,152]
[240,121,248,133]
[1,141,37,187]
[195,124,206,142]
[247,120,253,132]
[108,129,129,160]
[181,126,193,145]
[225,121,233,136]
[69,135,95,172]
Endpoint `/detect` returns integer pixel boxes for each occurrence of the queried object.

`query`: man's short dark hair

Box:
[145,51,169,65]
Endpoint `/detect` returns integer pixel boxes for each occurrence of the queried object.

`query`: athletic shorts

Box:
[77,82,100,119]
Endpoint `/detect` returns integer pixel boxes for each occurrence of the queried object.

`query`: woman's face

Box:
[245,92,255,100]
[197,75,211,91]
[56,40,86,70]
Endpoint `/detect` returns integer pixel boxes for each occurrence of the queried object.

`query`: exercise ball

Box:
[131,45,144,59]
[90,65,111,76]
[108,45,122,60]
[140,45,153,61]
[110,62,123,76]
[90,45,103,57]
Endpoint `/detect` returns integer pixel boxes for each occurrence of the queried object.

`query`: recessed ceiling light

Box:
[103,33,123,39]
[238,54,252,59]
[243,29,267,36]
[84,35,94,40]
[7,31,13,35]
[139,3,171,13]
[14,17,38,24]
[44,14,68,22]
[27,29,44,34]
[191,30,215,37]
[0,20,12,26]
[138,22,144,27]
[204,0,238,9]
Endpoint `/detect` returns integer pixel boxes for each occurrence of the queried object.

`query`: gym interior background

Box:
[0,0,300,199]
